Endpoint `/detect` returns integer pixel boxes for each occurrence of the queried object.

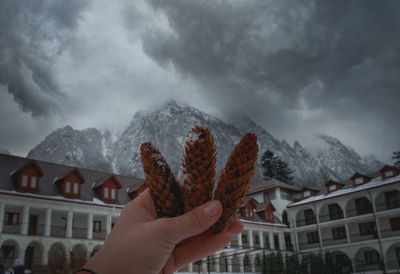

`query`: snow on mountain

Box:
[28,126,112,173]
[27,102,385,187]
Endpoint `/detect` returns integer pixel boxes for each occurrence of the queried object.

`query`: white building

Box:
[1,153,399,273]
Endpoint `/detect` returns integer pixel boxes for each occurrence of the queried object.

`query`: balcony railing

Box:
[322,237,347,247]
[93,230,106,240]
[349,233,378,243]
[319,214,344,223]
[2,223,21,234]
[72,226,88,239]
[380,229,400,239]
[296,218,316,227]
[346,208,373,218]
[298,241,320,250]
[375,202,400,212]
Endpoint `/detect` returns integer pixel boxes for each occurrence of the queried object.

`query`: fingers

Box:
[174,231,232,270]
[162,200,223,244]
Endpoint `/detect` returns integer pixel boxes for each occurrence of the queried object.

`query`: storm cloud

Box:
[140,0,400,160]
[0,0,399,163]
[0,0,89,117]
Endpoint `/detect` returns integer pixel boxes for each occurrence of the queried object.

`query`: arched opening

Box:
[296,208,316,227]
[48,242,68,274]
[282,210,289,226]
[24,241,43,270]
[90,245,102,258]
[346,196,373,217]
[244,255,251,272]
[386,242,400,270]
[255,254,262,272]
[354,247,382,272]
[319,203,344,222]
[231,254,241,272]
[0,239,19,268]
[70,244,88,272]
[328,251,353,273]
[219,253,228,272]
[375,188,400,211]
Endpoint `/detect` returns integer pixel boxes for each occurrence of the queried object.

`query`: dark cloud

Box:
[0,0,89,117]
[142,0,400,161]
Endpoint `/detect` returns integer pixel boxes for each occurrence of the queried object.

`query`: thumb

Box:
[164,200,222,244]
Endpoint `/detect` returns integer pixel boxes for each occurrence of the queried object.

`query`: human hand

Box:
[84,189,243,274]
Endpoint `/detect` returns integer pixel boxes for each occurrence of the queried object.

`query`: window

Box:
[355,177,364,185]
[389,217,400,231]
[73,183,79,194]
[364,250,380,265]
[385,170,394,177]
[61,217,67,229]
[355,197,373,215]
[5,212,19,225]
[328,184,336,191]
[65,181,71,193]
[359,222,377,236]
[263,191,276,202]
[255,235,260,244]
[304,209,316,225]
[245,208,249,217]
[31,176,37,188]
[111,188,116,200]
[332,226,346,240]
[396,247,400,267]
[328,204,344,220]
[385,191,400,209]
[306,231,319,244]
[242,234,248,243]
[93,221,101,232]
[1,245,15,258]
[104,187,109,199]
[303,190,311,198]
[22,175,28,187]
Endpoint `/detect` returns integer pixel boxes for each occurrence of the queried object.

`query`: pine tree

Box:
[393,151,400,167]
[261,149,294,183]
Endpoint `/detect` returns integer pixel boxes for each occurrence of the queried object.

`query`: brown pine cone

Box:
[210,133,258,234]
[140,142,182,218]
[177,126,217,213]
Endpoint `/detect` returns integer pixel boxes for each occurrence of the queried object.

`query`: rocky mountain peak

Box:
[27,102,385,187]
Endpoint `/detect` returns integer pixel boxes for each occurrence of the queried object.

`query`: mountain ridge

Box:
[27,101,384,187]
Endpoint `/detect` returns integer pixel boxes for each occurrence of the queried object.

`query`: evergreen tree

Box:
[261,149,294,183]
[393,151,400,167]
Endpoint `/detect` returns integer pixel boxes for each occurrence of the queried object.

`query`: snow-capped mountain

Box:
[27,126,113,173]
[27,101,385,187]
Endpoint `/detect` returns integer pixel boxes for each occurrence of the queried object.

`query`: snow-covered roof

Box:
[0,189,123,208]
[288,174,400,207]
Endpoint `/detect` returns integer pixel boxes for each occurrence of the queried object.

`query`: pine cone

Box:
[140,142,182,218]
[177,126,217,213]
[210,133,258,234]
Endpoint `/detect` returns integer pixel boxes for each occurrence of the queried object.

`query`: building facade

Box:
[0,153,399,273]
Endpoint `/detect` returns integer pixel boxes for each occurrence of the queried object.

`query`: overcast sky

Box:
[0,0,399,163]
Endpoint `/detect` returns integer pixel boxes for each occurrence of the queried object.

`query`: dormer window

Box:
[22,175,28,187]
[73,182,79,194]
[54,168,85,197]
[31,177,37,188]
[385,170,394,177]
[355,177,364,185]
[11,160,43,192]
[351,173,371,186]
[65,181,71,193]
[304,190,311,198]
[328,185,336,191]
[93,175,122,203]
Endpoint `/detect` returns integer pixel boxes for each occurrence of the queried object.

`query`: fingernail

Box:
[204,200,221,217]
